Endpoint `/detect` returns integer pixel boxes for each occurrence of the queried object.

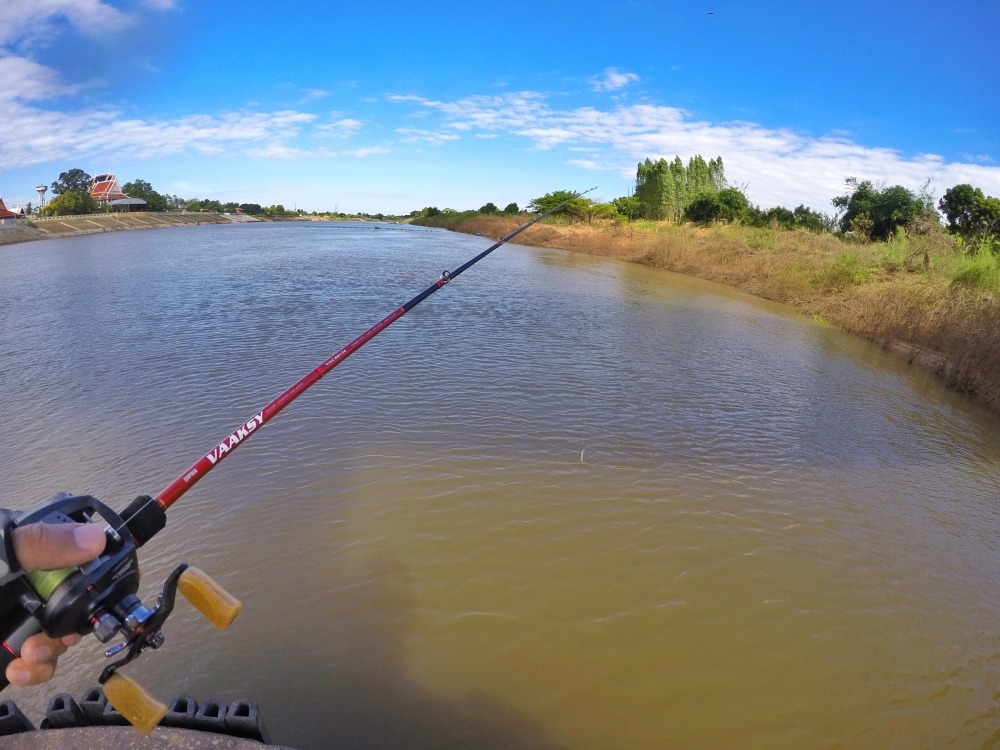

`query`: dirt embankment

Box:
[415,214,1000,419]
[0,212,243,246]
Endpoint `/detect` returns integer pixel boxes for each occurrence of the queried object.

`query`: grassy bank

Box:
[414,213,1000,416]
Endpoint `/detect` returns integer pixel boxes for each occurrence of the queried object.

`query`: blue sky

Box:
[2,0,998,215]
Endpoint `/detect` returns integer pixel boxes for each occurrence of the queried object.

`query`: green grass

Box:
[950,251,1000,293]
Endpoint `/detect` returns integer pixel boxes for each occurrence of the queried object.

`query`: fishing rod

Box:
[0,187,595,734]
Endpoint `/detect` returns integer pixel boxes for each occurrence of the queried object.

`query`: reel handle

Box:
[103,672,168,736]
[178,567,242,630]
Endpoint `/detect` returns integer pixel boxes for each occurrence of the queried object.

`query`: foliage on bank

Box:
[34,167,411,220]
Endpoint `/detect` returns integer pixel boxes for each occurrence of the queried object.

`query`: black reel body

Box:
[0,492,240,733]
[1,492,173,688]
[12,493,141,639]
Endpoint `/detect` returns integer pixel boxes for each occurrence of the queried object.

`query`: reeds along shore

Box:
[414,213,1000,419]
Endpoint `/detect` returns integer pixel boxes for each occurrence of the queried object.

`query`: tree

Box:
[527,190,591,218]
[684,192,722,223]
[832,178,926,242]
[793,204,831,233]
[611,195,642,221]
[716,188,749,222]
[479,202,499,214]
[51,168,92,196]
[43,191,96,216]
[122,178,167,211]
[683,187,748,224]
[635,158,669,220]
[582,202,618,224]
[240,203,263,215]
[939,184,1000,242]
[503,202,519,214]
[634,154,726,221]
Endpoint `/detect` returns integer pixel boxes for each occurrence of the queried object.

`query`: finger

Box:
[21,633,69,665]
[6,656,57,686]
[11,522,106,571]
[5,633,67,686]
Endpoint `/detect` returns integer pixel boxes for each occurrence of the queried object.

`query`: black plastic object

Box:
[41,693,89,729]
[191,697,229,733]
[0,700,34,735]
[0,689,272,740]
[226,699,271,743]
[77,686,107,725]
[160,693,199,728]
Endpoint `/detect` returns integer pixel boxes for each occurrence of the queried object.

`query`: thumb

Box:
[12,522,107,571]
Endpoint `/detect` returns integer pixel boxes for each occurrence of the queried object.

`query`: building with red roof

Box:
[0,197,21,221]
[89,173,129,203]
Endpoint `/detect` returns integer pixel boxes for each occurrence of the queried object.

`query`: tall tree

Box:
[51,168,92,196]
[939,184,1000,241]
[832,178,926,242]
[635,158,668,220]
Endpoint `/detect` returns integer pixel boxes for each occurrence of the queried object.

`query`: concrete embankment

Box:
[0,212,254,246]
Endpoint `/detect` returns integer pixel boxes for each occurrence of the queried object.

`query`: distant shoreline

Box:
[0,211,251,247]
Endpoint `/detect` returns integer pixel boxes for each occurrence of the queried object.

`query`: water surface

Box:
[2,222,999,749]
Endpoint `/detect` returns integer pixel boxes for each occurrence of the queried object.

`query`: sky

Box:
[1,0,999,216]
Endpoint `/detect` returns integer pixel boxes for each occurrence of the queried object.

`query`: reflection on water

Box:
[2,223,1000,749]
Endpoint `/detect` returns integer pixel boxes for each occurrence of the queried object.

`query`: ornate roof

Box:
[90,173,129,202]
[0,196,20,218]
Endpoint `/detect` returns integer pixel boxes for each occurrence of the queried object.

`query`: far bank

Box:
[0,211,250,246]
[413,213,1000,420]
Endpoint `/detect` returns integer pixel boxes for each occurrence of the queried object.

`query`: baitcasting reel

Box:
[0,492,241,733]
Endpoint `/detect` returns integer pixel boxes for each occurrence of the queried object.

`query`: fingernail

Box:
[31,644,52,661]
[73,524,105,551]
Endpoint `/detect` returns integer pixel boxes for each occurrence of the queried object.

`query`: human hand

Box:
[4,522,106,686]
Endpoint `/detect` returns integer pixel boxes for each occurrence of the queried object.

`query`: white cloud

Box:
[0,101,322,167]
[316,117,363,139]
[0,56,79,101]
[299,88,330,103]
[589,67,640,92]
[0,0,132,47]
[340,146,390,158]
[395,127,460,145]
[389,92,1000,211]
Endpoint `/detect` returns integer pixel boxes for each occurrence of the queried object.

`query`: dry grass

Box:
[416,214,1000,417]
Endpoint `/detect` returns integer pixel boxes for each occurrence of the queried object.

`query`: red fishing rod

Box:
[153,187,595,510]
[0,187,594,732]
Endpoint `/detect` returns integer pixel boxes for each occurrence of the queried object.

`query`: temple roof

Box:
[90,173,128,202]
[0,196,20,218]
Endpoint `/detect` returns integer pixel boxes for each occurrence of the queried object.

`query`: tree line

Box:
[35,168,302,218]
[37,163,1000,251]
[446,155,1000,252]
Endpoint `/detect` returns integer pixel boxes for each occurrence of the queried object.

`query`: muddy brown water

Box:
[2,222,999,749]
